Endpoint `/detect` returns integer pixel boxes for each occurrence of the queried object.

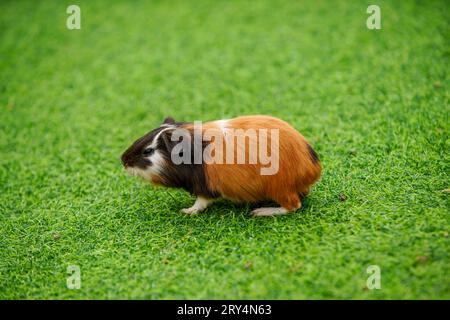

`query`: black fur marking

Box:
[121,120,219,199]
[163,116,187,127]
[121,126,166,169]
[163,117,175,125]
[157,157,220,198]
[156,130,220,198]
[307,144,320,164]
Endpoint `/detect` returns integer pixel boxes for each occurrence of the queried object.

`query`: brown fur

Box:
[183,115,321,212]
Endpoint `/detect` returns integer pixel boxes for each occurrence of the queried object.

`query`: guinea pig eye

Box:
[143,148,154,156]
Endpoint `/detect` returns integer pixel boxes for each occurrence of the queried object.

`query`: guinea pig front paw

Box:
[181,207,199,215]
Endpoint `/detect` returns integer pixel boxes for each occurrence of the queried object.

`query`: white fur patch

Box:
[126,149,167,182]
[215,120,228,133]
[147,150,166,175]
[127,166,152,180]
[148,126,174,149]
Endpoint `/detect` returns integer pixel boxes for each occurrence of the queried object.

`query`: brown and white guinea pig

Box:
[121,115,321,216]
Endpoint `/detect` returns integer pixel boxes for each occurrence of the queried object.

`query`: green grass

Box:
[0,0,449,299]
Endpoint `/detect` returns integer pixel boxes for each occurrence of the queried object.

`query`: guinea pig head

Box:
[121,117,178,182]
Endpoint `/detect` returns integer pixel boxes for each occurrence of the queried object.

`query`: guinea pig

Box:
[121,115,321,216]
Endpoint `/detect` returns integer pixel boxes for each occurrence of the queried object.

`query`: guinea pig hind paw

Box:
[181,207,199,215]
[251,207,289,217]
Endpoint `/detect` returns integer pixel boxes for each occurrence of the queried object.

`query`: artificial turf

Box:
[0,0,449,299]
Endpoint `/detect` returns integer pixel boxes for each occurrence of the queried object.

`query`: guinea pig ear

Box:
[163,117,175,125]
[159,129,176,151]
